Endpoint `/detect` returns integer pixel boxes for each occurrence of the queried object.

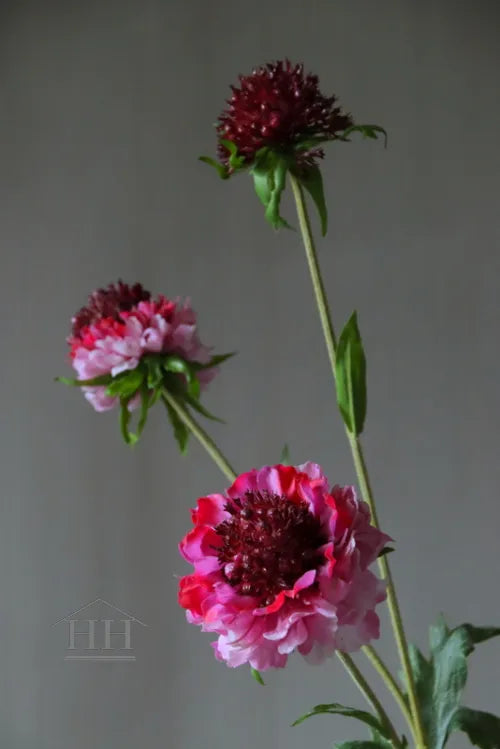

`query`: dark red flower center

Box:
[216,491,327,607]
[71,281,151,338]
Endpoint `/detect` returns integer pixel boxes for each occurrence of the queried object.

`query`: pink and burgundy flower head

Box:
[178,463,390,671]
[217,60,353,169]
[62,281,227,446]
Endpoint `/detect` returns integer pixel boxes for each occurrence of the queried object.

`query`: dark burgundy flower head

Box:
[71,281,151,339]
[217,60,353,168]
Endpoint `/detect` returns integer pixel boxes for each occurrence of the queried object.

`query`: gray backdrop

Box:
[1,1,499,747]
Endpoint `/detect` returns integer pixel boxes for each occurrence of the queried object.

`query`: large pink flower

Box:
[68,281,213,412]
[178,463,390,671]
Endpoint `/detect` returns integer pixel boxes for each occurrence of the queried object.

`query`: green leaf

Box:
[404,617,500,749]
[136,384,150,438]
[377,546,394,558]
[220,139,246,171]
[198,156,229,179]
[119,397,138,446]
[250,667,265,686]
[163,356,200,399]
[106,368,144,399]
[144,356,165,389]
[56,374,112,387]
[251,152,292,230]
[335,311,367,435]
[162,395,189,454]
[341,124,388,148]
[183,392,224,423]
[335,743,385,749]
[192,352,237,371]
[252,165,272,208]
[459,624,500,655]
[298,165,328,236]
[279,443,291,465]
[292,703,387,736]
[451,707,500,748]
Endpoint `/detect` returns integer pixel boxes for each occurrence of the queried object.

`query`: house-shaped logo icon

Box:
[54,598,147,662]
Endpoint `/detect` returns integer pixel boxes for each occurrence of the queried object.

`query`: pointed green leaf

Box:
[250,667,265,686]
[292,703,388,738]
[451,707,500,748]
[252,166,272,208]
[335,312,367,435]
[280,443,291,465]
[220,139,246,171]
[144,356,165,389]
[298,165,328,236]
[459,624,500,655]
[183,392,224,423]
[163,356,200,399]
[162,395,189,454]
[341,124,388,148]
[335,743,386,749]
[192,352,237,371]
[136,384,150,438]
[106,368,144,398]
[119,397,138,446]
[265,158,292,230]
[377,546,394,558]
[198,156,229,179]
[56,374,112,387]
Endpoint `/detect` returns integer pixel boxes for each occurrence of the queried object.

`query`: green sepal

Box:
[377,546,394,558]
[450,707,500,748]
[162,355,200,399]
[296,164,328,236]
[192,352,237,371]
[162,394,190,454]
[106,367,145,399]
[335,742,387,749]
[183,392,224,423]
[56,374,112,387]
[340,124,388,148]
[144,356,165,389]
[250,667,265,686]
[198,156,229,179]
[251,151,293,230]
[335,311,367,435]
[119,397,138,446]
[220,138,246,171]
[292,704,387,736]
[279,443,291,465]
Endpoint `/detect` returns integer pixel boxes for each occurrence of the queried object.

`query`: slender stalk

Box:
[163,390,393,735]
[337,653,402,748]
[290,173,426,747]
[363,645,415,742]
[161,390,236,482]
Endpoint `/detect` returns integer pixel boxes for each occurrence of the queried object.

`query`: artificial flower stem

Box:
[337,652,402,748]
[289,175,337,369]
[349,434,425,747]
[289,174,427,748]
[362,645,416,742]
[161,390,236,482]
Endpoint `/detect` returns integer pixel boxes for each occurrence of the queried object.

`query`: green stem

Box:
[337,653,402,748]
[162,391,392,736]
[363,645,416,743]
[161,389,236,482]
[290,173,427,748]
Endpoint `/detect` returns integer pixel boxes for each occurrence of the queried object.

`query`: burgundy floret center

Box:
[216,491,327,607]
[71,281,151,338]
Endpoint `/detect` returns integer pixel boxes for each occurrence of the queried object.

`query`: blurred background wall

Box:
[0,1,499,747]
